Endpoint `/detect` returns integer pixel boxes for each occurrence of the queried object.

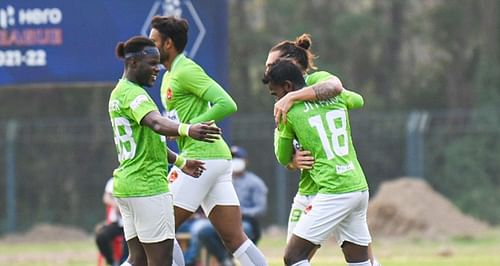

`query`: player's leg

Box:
[201,160,267,266]
[116,198,147,266]
[283,235,316,266]
[287,194,319,260]
[143,239,174,266]
[332,190,371,265]
[131,193,176,266]
[168,165,216,229]
[197,220,233,263]
[169,161,228,266]
[124,237,147,266]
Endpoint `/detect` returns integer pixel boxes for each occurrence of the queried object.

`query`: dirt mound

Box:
[368,177,489,239]
[0,224,90,243]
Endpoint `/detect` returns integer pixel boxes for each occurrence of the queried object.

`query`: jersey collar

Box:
[169,53,185,73]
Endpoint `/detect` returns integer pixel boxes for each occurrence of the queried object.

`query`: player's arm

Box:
[166,147,206,177]
[141,110,220,142]
[342,89,364,109]
[274,75,343,124]
[190,83,238,123]
[274,126,295,166]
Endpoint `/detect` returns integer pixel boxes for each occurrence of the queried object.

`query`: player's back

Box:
[285,91,368,194]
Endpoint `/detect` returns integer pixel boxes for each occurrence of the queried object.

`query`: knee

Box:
[341,241,369,262]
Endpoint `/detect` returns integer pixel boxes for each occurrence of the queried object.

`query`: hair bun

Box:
[115,42,126,59]
[295,33,312,50]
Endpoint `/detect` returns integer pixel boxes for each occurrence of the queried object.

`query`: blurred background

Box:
[1,0,500,237]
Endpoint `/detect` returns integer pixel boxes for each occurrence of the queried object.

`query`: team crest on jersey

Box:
[168,170,179,183]
[166,88,173,100]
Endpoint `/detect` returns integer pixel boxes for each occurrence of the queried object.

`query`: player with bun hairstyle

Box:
[265,34,381,266]
[149,16,268,266]
[109,36,221,266]
[264,59,372,266]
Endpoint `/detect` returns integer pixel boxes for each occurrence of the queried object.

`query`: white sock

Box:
[291,260,310,266]
[172,238,185,266]
[348,260,371,266]
[233,239,268,266]
[120,261,132,266]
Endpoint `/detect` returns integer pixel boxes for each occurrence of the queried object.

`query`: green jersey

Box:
[160,54,234,159]
[108,79,169,198]
[275,89,368,194]
[296,71,335,195]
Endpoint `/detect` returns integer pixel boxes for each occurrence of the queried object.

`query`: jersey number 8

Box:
[111,117,137,162]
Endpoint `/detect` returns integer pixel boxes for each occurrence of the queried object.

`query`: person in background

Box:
[95,177,128,266]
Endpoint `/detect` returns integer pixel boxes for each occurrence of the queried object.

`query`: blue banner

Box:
[0,0,228,90]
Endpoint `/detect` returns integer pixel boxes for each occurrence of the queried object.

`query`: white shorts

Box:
[293,190,371,246]
[287,194,315,242]
[116,192,175,243]
[168,159,240,215]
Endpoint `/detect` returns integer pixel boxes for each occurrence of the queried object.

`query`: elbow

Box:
[228,100,238,114]
[151,117,164,134]
[358,95,365,107]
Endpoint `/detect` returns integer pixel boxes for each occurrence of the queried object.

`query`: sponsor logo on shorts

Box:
[168,170,178,183]
[304,204,312,214]
[166,87,173,100]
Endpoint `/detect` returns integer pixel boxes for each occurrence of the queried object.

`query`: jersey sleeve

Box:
[341,89,364,110]
[274,121,295,165]
[177,64,213,98]
[125,87,158,124]
[305,70,334,85]
[189,82,237,123]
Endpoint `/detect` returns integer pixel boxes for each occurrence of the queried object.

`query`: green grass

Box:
[1,229,500,266]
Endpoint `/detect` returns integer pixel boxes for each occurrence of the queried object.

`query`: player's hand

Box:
[181,159,206,178]
[292,150,314,170]
[188,121,221,142]
[274,93,295,125]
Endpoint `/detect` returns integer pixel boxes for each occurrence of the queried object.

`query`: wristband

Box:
[178,123,191,137]
[174,155,187,169]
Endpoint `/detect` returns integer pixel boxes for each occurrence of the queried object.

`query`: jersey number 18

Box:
[308,110,348,160]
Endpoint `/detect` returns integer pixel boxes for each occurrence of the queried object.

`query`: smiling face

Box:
[132,51,160,87]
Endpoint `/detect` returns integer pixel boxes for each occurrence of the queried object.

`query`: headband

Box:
[124,46,160,59]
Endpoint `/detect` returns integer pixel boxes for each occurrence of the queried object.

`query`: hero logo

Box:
[0,5,63,29]
[141,0,205,58]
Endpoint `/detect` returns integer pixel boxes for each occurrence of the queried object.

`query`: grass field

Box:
[1,228,499,266]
